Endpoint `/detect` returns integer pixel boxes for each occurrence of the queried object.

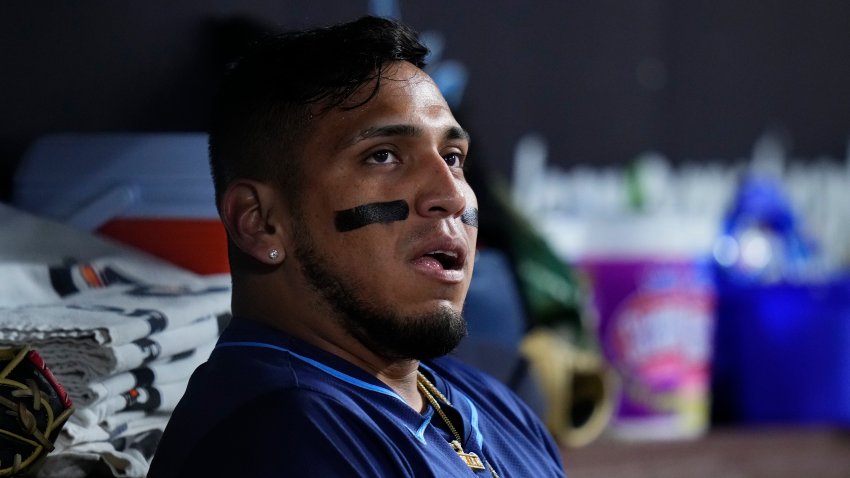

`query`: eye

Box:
[366,150,400,165]
[443,152,465,168]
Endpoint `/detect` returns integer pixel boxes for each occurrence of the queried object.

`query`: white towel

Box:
[0,263,63,306]
[0,276,231,346]
[72,381,189,427]
[41,256,229,297]
[71,343,213,406]
[29,314,225,383]
[102,410,147,433]
[41,439,150,478]
[54,411,171,477]
[0,304,164,346]
[108,412,171,442]
[0,257,225,308]
[63,411,150,447]
[0,205,226,478]
[59,416,112,447]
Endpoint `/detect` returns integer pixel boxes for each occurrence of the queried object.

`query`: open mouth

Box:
[423,250,463,270]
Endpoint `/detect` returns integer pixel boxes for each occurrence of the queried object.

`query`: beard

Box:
[291,223,467,361]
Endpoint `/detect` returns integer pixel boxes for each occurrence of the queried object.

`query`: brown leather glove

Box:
[0,345,74,476]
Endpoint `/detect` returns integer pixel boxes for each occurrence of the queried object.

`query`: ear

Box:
[220,180,287,265]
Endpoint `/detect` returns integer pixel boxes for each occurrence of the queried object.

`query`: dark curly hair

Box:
[208,16,429,207]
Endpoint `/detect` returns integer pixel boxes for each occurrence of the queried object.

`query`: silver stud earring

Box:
[268,249,280,261]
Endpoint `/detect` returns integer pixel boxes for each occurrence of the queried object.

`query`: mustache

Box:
[334,200,479,232]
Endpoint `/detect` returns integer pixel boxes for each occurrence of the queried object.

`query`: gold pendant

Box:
[456,450,486,470]
[451,442,485,471]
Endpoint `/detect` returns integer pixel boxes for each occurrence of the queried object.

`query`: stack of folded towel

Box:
[0,257,231,477]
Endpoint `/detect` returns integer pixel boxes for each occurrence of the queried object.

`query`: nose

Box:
[413,154,467,220]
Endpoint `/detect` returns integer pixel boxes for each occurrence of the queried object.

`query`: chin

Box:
[349,301,469,361]
[399,300,464,320]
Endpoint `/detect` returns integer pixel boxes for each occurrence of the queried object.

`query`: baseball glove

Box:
[0,345,74,476]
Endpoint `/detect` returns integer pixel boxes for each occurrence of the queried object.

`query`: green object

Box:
[489,179,595,350]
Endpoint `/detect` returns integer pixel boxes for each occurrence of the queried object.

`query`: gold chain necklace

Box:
[416,371,501,478]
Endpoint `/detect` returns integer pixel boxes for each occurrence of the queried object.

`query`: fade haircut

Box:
[208,16,429,208]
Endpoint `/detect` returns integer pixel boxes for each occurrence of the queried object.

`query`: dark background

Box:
[2,1,849,201]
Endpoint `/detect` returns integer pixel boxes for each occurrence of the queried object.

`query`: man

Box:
[148,16,566,477]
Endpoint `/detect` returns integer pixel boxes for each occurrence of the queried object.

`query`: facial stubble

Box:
[292,214,468,361]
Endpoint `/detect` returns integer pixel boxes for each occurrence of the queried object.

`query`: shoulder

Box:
[151,387,399,477]
[428,355,521,408]
[204,387,367,440]
[201,388,414,476]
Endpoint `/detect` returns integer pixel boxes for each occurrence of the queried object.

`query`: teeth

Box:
[430,250,458,258]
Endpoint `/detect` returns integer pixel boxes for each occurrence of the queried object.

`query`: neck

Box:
[232,280,425,412]
[293,321,427,411]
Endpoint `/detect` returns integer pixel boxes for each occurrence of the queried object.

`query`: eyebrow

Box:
[343,124,471,148]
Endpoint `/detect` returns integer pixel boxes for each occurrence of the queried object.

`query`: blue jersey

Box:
[148,317,566,477]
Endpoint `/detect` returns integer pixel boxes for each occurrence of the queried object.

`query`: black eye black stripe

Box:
[461,208,478,228]
[334,201,478,232]
[335,200,410,232]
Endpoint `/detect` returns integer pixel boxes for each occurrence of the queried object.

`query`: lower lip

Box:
[411,257,465,283]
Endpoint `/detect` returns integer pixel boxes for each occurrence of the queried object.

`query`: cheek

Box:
[327,227,399,264]
[463,183,478,204]
[468,226,479,244]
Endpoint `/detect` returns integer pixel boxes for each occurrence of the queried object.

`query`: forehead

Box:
[308,62,462,152]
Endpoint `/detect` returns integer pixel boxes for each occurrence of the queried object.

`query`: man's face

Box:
[288,61,478,360]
